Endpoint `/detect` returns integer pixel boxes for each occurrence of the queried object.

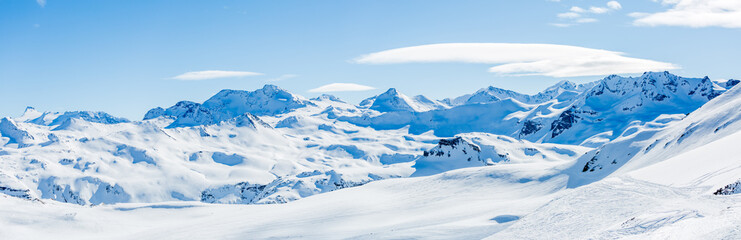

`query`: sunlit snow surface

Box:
[2,72,741,239]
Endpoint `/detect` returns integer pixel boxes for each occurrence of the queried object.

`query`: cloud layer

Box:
[632,0,741,28]
[354,43,678,78]
[171,70,263,81]
[308,83,376,93]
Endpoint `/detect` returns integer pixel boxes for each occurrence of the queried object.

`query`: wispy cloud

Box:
[354,43,678,78]
[549,23,574,28]
[576,18,598,23]
[265,74,298,82]
[570,6,586,13]
[631,0,741,28]
[308,83,376,93]
[589,7,609,14]
[553,1,622,27]
[171,70,263,81]
[36,0,45,7]
[558,12,581,19]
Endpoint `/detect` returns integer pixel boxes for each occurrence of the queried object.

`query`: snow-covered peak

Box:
[533,80,593,102]
[202,84,314,116]
[145,85,315,127]
[545,80,578,92]
[17,107,42,122]
[413,136,486,176]
[465,86,531,105]
[412,95,449,109]
[529,72,725,144]
[24,110,129,126]
[716,79,741,90]
[567,77,741,188]
[50,111,129,126]
[311,94,344,103]
[440,94,472,107]
[583,71,723,108]
[361,88,448,112]
[445,80,594,107]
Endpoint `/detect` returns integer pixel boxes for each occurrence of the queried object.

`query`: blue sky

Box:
[1,0,740,119]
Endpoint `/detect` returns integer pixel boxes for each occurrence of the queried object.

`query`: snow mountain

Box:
[5,71,741,239]
[342,72,730,147]
[444,80,596,106]
[359,88,448,112]
[144,84,315,127]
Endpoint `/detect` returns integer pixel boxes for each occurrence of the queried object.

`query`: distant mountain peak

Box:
[361,88,447,112]
[544,80,578,92]
[18,106,42,122]
[146,85,313,128]
[311,94,344,103]
[261,84,280,91]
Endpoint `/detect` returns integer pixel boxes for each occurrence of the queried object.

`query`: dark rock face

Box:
[582,151,601,172]
[0,186,33,200]
[725,79,740,89]
[201,182,267,204]
[520,120,542,138]
[424,137,482,157]
[714,180,741,195]
[550,107,579,138]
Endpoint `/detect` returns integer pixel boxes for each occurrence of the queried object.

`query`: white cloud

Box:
[589,7,609,14]
[354,43,678,78]
[628,12,650,18]
[632,0,741,28]
[558,12,581,19]
[265,74,298,82]
[171,70,263,81]
[607,1,622,10]
[308,83,376,93]
[549,23,574,28]
[570,6,586,13]
[554,2,622,26]
[36,0,45,7]
[576,18,598,23]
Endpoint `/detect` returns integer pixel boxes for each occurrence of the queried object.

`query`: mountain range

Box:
[2,71,741,239]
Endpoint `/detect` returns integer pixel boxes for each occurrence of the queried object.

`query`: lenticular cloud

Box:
[354,43,678,77]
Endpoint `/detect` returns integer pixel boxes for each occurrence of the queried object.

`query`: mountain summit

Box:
[360,88,448,112]
[144,84,314,127]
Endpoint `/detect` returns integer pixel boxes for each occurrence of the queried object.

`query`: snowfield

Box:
[2,72,741,239]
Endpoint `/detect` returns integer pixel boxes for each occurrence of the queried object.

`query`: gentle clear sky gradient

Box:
[1,0,740,119]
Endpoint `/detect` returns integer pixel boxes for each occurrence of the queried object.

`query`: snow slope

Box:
[568,81,741,187]
[0,113,436,205]
[2,71,741,239]
[0,157,573,240]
